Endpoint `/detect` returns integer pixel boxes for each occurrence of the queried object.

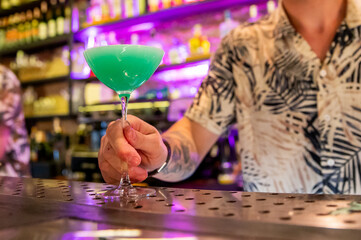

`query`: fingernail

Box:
[124,126,135,141]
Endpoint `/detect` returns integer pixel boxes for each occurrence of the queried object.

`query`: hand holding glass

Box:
[84,45,164,200]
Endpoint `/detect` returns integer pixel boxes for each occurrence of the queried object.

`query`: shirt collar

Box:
[274,0,361,40]
[273,0,295,40]
[345,0,361,28]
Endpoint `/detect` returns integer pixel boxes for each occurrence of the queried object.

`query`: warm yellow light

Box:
[74,229,141,237]
[78,101,170,113]
[128,102,153,109]
[113,238,198,240]
[153,101,170,108]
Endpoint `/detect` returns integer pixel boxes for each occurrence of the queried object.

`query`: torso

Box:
[231,6,361,193]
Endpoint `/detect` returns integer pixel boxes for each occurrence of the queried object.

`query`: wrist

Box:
[148,139,171,177]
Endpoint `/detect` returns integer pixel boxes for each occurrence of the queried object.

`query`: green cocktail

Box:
[84,45,164,200]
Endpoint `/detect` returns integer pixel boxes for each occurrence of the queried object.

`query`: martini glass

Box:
[84,45,164,200]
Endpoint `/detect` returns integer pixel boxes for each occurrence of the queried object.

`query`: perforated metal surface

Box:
[1,176,361,239]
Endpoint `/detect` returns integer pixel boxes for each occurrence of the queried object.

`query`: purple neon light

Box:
[72,57,210,82]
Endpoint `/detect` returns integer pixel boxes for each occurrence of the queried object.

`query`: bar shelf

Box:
[0,34,71,56]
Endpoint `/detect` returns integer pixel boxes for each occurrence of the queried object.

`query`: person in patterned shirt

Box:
[0,65,30,177]
[98,0,361,194]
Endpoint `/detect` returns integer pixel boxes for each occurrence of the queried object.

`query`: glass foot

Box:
[96,186,156,200]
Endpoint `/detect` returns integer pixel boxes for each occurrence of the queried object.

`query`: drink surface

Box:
[84,45,164,99]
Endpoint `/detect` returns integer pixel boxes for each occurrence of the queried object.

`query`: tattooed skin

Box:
[155,131,200,182]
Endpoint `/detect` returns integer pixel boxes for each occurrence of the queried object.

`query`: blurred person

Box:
[0,65,30,176]
[99,0,361,194]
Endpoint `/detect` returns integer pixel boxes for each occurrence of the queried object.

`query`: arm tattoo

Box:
[155,131,199,182]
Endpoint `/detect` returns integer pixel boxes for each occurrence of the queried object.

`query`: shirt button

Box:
[327,159,335,167]
[320,69,327,78]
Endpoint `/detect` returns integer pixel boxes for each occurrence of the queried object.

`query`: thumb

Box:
[124,125,151,151]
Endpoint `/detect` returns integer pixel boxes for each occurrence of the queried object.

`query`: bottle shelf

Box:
[0,0,41,17]
[21,75,69,87]
[75,0,263,41]
[0,34,71,56]
[24,114,76,121]
[1,0,269,125]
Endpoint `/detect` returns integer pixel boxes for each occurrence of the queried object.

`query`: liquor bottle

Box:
[101,0,110,21]
[13,13,20,44]
[6,15,12,46]
[64,2,71,33]
[172,0,182,6]
[47,0,57,38]
[56,0,65,35]
[32,7,40,41]
[0,18,5,48]
[35,130,53,162]
[107,31,118,45]
[5,15,11,46]
[267,0,276,13]
[138,0,146,15]
[1,0,10,10]
[30,127,39,162]
[11,13,18,44]
[249,4,258,23]
[219,10,238,38]
[201,35,210,55]
[25,10,33,44]
[39,1,48,40]
[148,0,159,12]
[52,117,66,175]
[110,0,122,19]
[90,0,102,23]
[168,38,184,64]
[130,33,139,45]
[189,24,202,55]
[8,15,16,46]
[129,0,146,17]
[17,12,26,44]
[9,15,17,45]
[10,0,20,7]
[162,0,171,9]
[124,0,134,18]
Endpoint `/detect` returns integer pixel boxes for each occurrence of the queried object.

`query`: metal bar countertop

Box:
[1,176,361,239]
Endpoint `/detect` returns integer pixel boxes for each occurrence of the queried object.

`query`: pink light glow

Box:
[153,60,209,82]
[128,22,155,32]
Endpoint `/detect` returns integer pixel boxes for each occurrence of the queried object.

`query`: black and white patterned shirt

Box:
[0,65,29,176]
[186,0,361,194]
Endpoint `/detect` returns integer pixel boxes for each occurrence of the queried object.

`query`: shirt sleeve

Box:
[185,33,236,135]
[0,66,30,176]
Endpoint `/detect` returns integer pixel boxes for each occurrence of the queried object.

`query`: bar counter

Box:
[1,176,361,239]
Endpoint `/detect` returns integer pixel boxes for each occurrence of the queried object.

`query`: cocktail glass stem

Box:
[120,95,128,129]
[117,95,137,198]
[117,169,137,198]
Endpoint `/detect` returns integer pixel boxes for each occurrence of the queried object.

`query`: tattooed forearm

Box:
[155,131,200,182]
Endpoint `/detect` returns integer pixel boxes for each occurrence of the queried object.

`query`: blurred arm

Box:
[155,117,219,182]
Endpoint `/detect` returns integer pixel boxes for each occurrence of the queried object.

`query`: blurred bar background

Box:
[0,0,277,189]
